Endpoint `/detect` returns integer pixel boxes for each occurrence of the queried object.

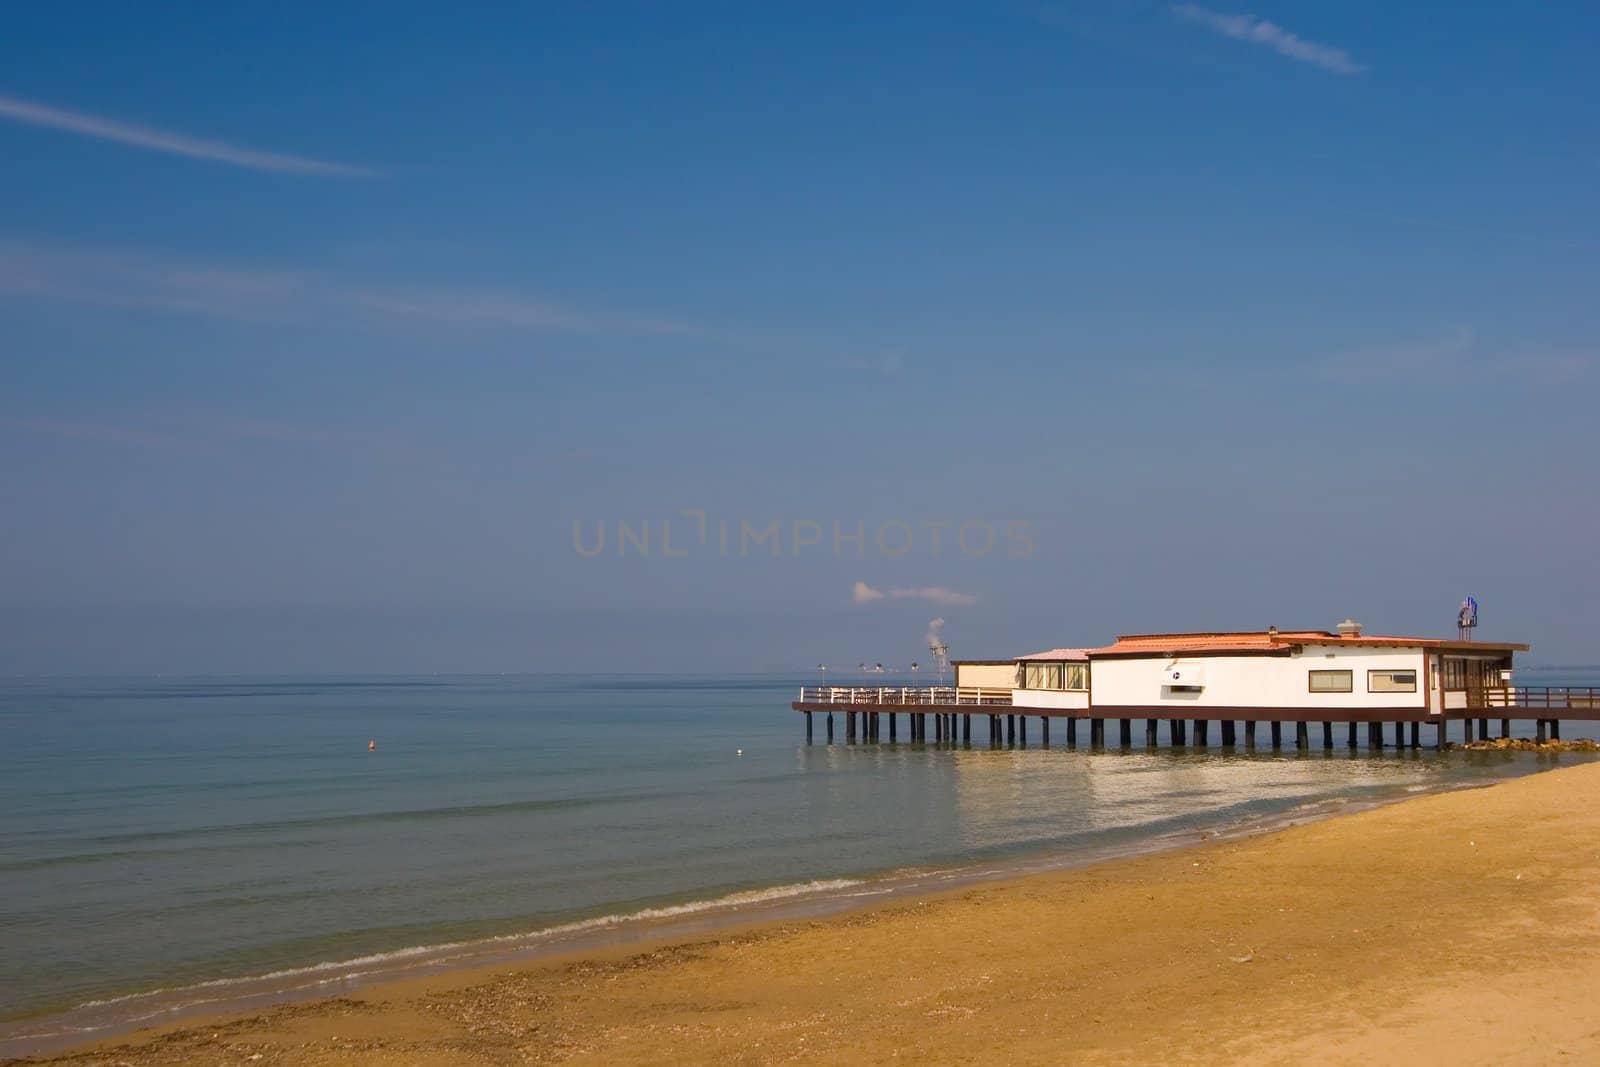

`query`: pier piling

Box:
[794,680,1586,760]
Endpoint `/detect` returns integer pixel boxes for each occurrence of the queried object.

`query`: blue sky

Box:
[2,1,1596,673]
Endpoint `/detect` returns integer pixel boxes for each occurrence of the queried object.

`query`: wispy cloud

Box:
[836,347,909,377]
[0,240,693,338]
[1318,329,1591,386]
[0,415,188,449]
[1319,328,1474,383]
[1334,209,1597,252]
[192,415,401,449]
[1497,352,1593,387]
[852,581,977,606]
[1171,5,1364,75]
[0,93,373,177]
[0,412,415,455]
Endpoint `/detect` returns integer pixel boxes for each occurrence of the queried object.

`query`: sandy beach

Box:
[17,758,1600,1066]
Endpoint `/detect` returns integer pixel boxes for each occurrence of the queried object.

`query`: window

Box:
[1441,658,1467,691]
[1018,662,1089,690]
[1308,669,1353,693]
[1368,669,1417,693]
[1023,662,1062,690]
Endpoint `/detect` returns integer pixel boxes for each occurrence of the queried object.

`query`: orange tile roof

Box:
[1016,647,1091,661]
[1088,631,1322,655]
[1088,630,1529,656]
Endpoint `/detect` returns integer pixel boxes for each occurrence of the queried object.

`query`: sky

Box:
[1,1,1596,674]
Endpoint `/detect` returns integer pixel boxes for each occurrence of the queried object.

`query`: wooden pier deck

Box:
[791,685,1600,749]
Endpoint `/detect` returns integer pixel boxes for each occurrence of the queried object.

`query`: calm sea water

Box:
[2,670,1596,1051]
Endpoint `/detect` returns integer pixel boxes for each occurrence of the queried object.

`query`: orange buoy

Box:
[368,740,376,751]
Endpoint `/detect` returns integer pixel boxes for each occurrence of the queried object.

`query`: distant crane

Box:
[928,637,950,685]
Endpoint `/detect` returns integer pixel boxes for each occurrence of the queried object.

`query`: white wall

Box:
[1012,689,1090,711]
[1089,644,1432,711]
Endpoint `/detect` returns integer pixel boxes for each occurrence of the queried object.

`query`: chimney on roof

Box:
[1337,618,1363,639]
[1267,625,1278,641]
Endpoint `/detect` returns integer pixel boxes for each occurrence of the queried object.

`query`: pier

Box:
[791,685,1600,751]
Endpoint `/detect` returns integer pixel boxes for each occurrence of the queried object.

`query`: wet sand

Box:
[16,759,1600,1066]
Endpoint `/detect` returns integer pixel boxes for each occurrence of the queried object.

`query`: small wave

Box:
[78,789,684,848]
[70,877,865,1013]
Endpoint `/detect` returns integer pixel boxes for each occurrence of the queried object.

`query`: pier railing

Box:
[797,686,1013,707]
[1478,686,1600,710]
[798,685,1598,712]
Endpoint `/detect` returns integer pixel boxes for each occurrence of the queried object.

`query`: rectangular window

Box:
[1022,662,1064,690]
[1442,658,1467,690]
[1063,663,1088,691]
[1368,669,1417,693]
[1308,669,1353,693]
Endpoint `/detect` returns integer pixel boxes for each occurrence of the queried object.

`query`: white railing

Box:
[796,686,1012,706]
[1478,686,1600,709]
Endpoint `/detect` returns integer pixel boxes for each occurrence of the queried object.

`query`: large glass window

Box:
[1442,658,1467,690]
[1308,669,1353,693]
[1019,662,1089,690]
[1368,669,1417,693]
[1023,662,1062,689]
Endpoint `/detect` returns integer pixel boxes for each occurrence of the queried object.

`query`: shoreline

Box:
[1,781,1403,1059]
[14,761,1600,1063]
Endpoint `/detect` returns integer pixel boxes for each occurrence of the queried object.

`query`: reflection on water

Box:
[1,673,1595,1052]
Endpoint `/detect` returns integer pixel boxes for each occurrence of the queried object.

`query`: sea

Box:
[2,669,1597,1056]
